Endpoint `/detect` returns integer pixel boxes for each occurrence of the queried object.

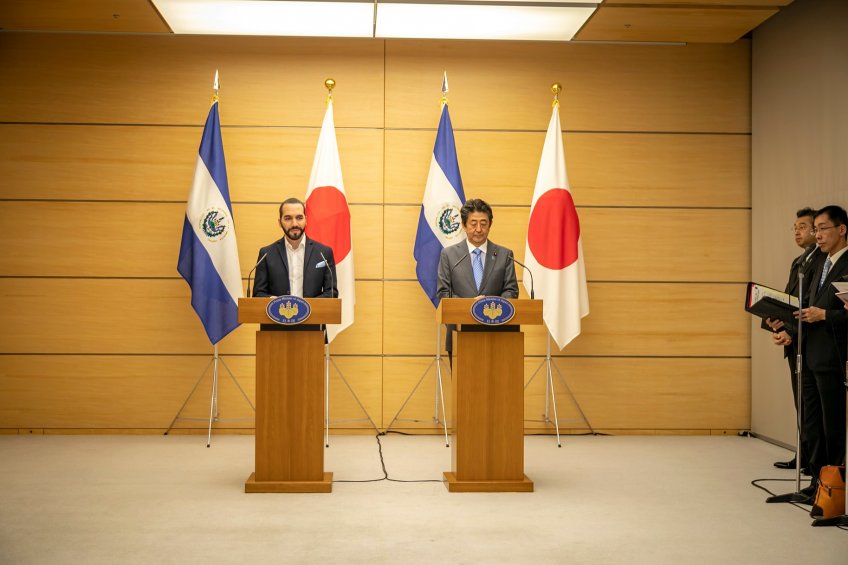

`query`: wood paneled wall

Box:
[0,33,751,435]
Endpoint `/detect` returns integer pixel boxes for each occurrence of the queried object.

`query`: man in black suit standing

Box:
[253,197,338,299]
[776,204,848,499]
[766,208,823,471]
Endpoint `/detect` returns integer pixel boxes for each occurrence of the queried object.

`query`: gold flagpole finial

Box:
[551,82,562,108]
[325,78,335,103]
[440,71,449,106]
[211,70,220,105]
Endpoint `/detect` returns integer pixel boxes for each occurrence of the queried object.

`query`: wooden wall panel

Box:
[0,202,384,280]
[0,34,385,127]
[385,205,751,282]
[0,33,752,434]
[0,125,383,204]
[0,354,381,430]
[383,356,749,432]
[385,130,751,208]
[0,279,383,356]
[385,40,750,133]
[383,281,749,357]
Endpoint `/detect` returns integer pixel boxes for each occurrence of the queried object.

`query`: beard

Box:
[285,227,304,240]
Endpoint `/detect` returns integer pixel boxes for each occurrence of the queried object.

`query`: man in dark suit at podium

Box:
[436,198,518,301]
[765,207,823,472]
[436,198,519,359]
[253,197,337,299]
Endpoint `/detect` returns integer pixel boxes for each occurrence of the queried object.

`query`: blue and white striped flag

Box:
[413,103,466,306]
[177,99,243,344]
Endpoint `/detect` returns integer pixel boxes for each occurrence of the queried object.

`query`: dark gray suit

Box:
[436,240,518,300]
[436,240,519,355]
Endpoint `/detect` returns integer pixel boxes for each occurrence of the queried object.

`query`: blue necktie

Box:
[817,257,832,290]
[472,248,484,292]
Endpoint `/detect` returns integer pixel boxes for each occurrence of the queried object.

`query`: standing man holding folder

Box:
[766,208,823,471]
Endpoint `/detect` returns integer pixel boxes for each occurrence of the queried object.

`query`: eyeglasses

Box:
[811,225,837,235]
[791,226,812,234]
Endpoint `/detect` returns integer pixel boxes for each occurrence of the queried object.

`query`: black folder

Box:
[745,282,800,327]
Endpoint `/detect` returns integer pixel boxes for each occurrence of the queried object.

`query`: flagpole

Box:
[169,71,255,444]
[314,78,378,438]
[387,73,456,440]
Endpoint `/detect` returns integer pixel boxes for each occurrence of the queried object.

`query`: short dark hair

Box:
[814,204,848,240]
[460,198,493,225]
[278,197,305,219]
[796,207,816,219]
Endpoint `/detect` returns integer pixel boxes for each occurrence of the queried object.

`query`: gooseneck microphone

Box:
[317,251,337,298]
[246,252,268,298]
[506,253,535,299]
[448,251,470,298]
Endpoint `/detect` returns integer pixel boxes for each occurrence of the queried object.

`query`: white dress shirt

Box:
[285,237,306,297]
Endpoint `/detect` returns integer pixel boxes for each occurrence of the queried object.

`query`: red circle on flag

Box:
[305,186,352,261]
[527,188,580,270]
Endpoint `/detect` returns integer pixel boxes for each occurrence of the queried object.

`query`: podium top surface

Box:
[238,297,341,324]
[437,298,543,325]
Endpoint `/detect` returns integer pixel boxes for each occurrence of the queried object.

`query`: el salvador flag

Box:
[413,104,466,306]
[177,100,243,344]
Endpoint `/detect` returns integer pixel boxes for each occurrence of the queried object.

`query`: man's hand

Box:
[765,318,784,331]
[772,331,792,346]
[796,307,826,323]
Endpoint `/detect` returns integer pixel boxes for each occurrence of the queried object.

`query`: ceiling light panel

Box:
[375,3,596,41]
[153,0,374,37]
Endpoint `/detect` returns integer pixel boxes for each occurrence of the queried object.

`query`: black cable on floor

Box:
[331,433,441,484]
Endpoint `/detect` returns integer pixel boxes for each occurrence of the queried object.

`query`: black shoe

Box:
[795,482,817,505]
[774,458,796,469]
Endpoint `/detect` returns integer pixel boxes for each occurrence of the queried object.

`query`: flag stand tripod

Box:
[524,332,594,446]
[323,342,380,447]
[385,321,450,447]
[164,344,255,447]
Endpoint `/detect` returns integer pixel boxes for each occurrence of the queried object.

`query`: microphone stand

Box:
[766,269,809,504]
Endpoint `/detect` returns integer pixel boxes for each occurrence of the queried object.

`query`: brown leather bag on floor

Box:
[810,466,846,519]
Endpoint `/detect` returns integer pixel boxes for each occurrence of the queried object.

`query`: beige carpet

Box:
[0,434,845,564]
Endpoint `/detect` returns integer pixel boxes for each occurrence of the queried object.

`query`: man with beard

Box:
[765,207,823,472]
[253,197,337,299]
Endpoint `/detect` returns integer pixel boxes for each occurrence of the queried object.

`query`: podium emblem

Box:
[266,296,312,325]
[470,296,515,325]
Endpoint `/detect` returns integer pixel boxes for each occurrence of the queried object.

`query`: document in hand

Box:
[833,281,848,306]
[745,282,800,327]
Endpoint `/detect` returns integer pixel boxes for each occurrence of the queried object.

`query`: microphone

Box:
[448,251,470,298]
[794,245,818,267]
[318,251,336,298]
[245,252,268,298]
[505,253,535,299]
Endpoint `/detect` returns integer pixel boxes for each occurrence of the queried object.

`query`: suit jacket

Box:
[436,240,519,300]
[761,245,825,357]
[803,249,848,374]
[252,237,337,298]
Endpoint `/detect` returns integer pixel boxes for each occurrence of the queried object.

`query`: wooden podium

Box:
[438,298,543,493]
[239,297,340,493]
